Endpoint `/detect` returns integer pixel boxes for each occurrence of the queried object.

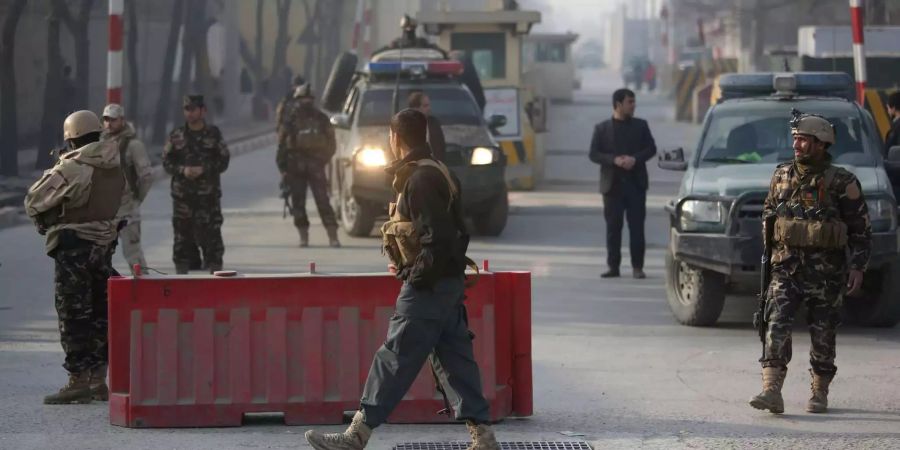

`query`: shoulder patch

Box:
[845,180,861,200]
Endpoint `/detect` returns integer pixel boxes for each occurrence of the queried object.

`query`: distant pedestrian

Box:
[162,95,230,274]
[25,110,125,404]
[589,88,657,279]
[408,90,446,161]
[882,91,900,199]
[101,103,153,273]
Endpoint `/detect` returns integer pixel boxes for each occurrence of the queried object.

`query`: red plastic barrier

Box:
[107,271,532,428]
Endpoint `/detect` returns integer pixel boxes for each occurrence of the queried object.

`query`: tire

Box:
[322,52,358,113]
[340,192,376,237]
[844,263,900,327]
[472,190,509,236]
[665,247,727,326]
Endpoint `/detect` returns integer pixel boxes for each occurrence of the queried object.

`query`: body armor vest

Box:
[62,165,125,224]
[381,159,458,267]
[772,166,848,249]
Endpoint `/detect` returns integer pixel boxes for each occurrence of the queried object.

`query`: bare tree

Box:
[53,0,96,110]
[271,0,293,94]
[36,9,65,170]
[152,0,185,144]
[175,0,209,123]
[0,0,28,176]
[126,0,140,121]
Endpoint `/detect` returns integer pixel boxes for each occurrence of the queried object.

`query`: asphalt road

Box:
[0,69,898,449]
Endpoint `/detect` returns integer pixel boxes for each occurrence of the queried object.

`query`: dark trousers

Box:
[285,159,338,230]
[52,241,115,374]
[360,276,491,428]
[172,199,224,270]
[602,179,647,270]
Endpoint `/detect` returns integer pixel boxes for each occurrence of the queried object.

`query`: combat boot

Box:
[304,411,371,450]
[299,228,310,248]
[806,370,833,413]
[466,421,500,450]
[326,227,341,248]
[749,366,786,414]
[89,364,109,401]
[175,263,190,275]
[207,264,223,274]
[44,372,92,405]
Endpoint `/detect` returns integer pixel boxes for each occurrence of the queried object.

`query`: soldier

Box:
[304,109,498,450]
[163,95,231,274]
[24,110,125,404]
[276,83,341,247]
[101,103,153,273]
[750,112,871,414]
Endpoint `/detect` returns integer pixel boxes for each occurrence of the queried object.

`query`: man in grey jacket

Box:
[101,103,153,273]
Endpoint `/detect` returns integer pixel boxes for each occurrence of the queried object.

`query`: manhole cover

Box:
[394,443,592,450]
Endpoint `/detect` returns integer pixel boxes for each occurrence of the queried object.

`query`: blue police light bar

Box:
[365,60,464,77]
[718,72,853,101]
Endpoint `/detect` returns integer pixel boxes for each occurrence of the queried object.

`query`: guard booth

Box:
[417,9,545,190]
[523,33,580,102]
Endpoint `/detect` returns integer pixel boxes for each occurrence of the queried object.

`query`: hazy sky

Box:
[517,0,645,44]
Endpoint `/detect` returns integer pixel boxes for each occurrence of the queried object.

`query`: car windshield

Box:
[698,100,879,167]
[357,87,483,127]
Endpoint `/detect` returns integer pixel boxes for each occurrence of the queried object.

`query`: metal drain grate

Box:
[394,442,592,450]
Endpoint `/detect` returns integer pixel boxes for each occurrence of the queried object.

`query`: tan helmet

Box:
[63,110,103,140]
[791,114,835,145]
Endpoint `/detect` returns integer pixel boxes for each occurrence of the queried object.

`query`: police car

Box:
[321,49,509,237]
[659,72,900,327]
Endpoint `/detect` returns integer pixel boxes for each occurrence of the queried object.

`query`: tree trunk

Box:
[174,0,200,124]
[152,0,185,144]
[868,0,887,25]
[37,13,64,170]
[301,0,319,86]
[126,0,140,122]
[0,0,28,176]
[271,0,293,97]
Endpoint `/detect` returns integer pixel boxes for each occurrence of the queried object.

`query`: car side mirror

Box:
[330,113,351,129]
[487,114,507,131]
[886,146,900,167]
[658,147,688,171]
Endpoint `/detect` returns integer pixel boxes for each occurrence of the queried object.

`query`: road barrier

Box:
[674,59,738,123]
[107,269,533,428]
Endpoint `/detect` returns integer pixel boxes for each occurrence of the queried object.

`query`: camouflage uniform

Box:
[162,101,230,273]
[761,155,872,376]
[276,95,338,233]
[25,136,124,377]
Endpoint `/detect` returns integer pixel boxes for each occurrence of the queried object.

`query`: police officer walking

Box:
[750,112,871,414]
[24,110,125,404]
[163,95,231,274]
[101,103,153,273]
[304,109,499,449]
[276,83,341,248]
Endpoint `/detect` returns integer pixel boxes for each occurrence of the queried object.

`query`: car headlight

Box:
[470,147,496,166]
[680,200,728,232]
[356,147,387,168]
[867,198,897,232]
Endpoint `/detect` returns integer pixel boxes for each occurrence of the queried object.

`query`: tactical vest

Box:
[772,166,848,249]
[62,164,126,224]
[381,159,479,285]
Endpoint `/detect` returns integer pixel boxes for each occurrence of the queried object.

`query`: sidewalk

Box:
[0,117,276,229]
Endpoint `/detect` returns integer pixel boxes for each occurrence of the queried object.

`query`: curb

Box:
[0,129,277,232]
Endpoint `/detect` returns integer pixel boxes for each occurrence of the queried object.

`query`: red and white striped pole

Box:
[351,0,365,54]
[107,0,124,104]
[850,0,866,106]
[361,2,373,59]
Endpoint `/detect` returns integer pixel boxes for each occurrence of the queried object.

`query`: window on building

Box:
[535,42,567,63]
[450,32,506,79]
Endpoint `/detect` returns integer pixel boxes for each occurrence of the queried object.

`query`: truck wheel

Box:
[665,248,726,326]
[341,193,376,237]
[844,263,900,327]
[472,190,509,236]
[322,52,358,112]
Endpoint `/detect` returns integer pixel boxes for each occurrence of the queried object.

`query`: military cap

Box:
[292,74,306,87]
[183,95,205,108]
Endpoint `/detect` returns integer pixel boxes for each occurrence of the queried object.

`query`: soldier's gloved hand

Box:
[846,269,864,297]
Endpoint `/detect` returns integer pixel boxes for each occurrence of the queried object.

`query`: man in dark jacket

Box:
[589,88,657,279]
[304,109,499,450]
[408,90,446,161]
[883,91,900,200]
